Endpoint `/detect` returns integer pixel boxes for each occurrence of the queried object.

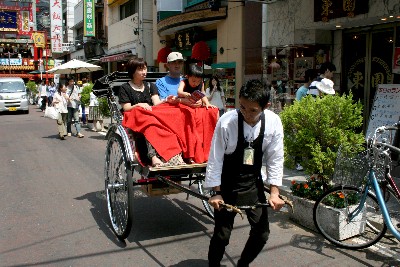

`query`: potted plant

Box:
[80,83,110,119]
[280,93,365,231]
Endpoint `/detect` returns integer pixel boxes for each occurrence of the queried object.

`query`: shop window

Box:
[120,0,138,20]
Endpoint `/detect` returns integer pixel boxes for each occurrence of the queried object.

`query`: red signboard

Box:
[100,52,128,63]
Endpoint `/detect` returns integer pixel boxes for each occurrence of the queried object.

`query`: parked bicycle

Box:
[313,122,400,249]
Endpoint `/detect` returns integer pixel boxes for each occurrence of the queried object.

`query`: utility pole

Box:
[8,51,11,74]
[31,0,37,31]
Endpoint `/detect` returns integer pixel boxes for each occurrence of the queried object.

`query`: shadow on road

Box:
[169,259,209,267]
[75,190,127,248]
[126,193,210,242]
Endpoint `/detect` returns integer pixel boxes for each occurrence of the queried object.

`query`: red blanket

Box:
[122,103,218,163]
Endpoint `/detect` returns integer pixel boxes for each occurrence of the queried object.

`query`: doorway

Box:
[342,24,396,127]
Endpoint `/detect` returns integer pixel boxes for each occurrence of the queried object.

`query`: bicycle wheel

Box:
[197,179,214,218]
[382,185,400,232]
[313,186,387,249]
[105,133,134,239]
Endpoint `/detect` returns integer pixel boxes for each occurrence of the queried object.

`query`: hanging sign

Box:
[84,0,95,37]
[175,30,194,51]
[314,0,369,22]
[32,32,46,48]
[19,11,31,34]
[50,0,63,53]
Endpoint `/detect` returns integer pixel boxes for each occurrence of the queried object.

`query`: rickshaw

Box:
[93,72,292,240]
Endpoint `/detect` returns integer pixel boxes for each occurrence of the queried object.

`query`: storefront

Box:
[342,23,400,122]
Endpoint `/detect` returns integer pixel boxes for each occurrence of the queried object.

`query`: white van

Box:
[0,77,29,114]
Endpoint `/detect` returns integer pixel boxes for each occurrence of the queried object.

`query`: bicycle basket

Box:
[332,146,370,187]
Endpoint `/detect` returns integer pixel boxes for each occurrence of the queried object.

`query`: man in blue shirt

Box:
[156,52,185,100]
[295,69,315,101]
[155,52,202,107]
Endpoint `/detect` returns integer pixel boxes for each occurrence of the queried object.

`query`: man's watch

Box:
[211,191,221,197]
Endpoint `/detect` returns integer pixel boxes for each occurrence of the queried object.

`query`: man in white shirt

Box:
[205,79,285,267]
[307,62,336,97]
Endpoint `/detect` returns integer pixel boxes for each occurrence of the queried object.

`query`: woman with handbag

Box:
[52,83,69,140]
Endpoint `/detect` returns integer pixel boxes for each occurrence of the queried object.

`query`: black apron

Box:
[220,110,266,206]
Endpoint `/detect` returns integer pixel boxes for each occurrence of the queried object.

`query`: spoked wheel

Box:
[381,185,400,233]
[105,133,134,239]
[197,179,214,218]
[313,186,386,249]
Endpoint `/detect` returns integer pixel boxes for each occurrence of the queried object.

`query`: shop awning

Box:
[157,47,172,63]
[99,52,130,63]
[192,41,210,61]
[0,73,54,78]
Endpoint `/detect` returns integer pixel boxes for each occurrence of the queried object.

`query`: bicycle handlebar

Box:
[375,122,399,134]
[376,142,400,154]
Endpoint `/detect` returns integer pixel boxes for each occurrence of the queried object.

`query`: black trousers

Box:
[208,205,270,267]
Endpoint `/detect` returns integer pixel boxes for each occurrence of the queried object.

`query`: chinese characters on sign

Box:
[84,0,95,37]
[32,32,45,48]
[0,11,17,31]
[19,11,30,34]
[175,31,193,51]
[50,0,63,53]
[366,84,400,141]
[314,0,368,22]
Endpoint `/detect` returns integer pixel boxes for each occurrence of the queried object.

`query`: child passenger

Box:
[177,64,217,109]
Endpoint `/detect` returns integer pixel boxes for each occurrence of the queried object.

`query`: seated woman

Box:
[120,58,218,167]
[118,57,182,167]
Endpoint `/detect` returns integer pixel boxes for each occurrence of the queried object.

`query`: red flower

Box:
[291,180,296,185]
[303,184,309,189]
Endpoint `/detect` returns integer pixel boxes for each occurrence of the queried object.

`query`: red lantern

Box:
[157,47,172,63]
[191,41,210,61]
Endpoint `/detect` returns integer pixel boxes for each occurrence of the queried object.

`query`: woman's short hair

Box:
[126,58,147,78]
[239,79,270,108]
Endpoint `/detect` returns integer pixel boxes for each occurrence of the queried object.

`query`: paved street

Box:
[0,106,399,267]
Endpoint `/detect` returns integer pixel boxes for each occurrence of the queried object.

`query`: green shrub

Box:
[79,83,110,117]
[99,97,110,117]
[80,83,93,106]
[26,81,38,94]
[280,93,365,180]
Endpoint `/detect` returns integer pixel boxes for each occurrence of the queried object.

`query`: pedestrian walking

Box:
[47,81,56,106]
[66,78,84,138]
[205,79,285,267]
[52,83,68,140]
[38,80,47,112]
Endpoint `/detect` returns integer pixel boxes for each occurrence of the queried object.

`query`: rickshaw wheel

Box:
[197,179,214,218]
[105,133,134,239]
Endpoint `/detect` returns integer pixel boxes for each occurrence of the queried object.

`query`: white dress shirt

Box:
[205,109,284,188]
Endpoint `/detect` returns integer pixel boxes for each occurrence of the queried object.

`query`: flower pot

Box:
[289,195,367,240]
[289,195,317,231]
